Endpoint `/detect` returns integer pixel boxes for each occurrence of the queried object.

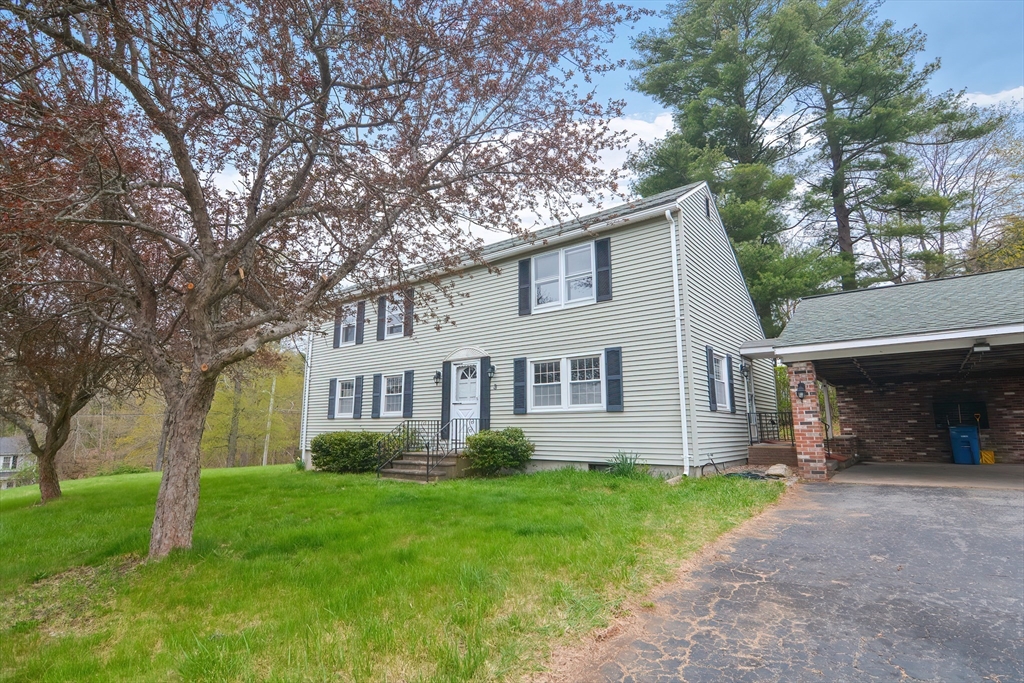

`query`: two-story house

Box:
[299,182,776,478]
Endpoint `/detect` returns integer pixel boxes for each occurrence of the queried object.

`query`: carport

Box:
[742,268,1024,480]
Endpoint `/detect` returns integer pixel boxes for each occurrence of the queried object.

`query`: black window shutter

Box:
[355,301,365,345]
[595,238,612,302]
[376,296,386,341]
[479,356,491,430]
[327,378,338,419]
[402,370,414,418]
[517,259,531,316]
[440,361,452,439]
[371,373,382,418]
[706,346,717,411]
[727,354,737,413]
[333,310,342,348]
[513,357,527,414]
[353,376,364,419]
[605,347,623,412]
[403,289,414,337]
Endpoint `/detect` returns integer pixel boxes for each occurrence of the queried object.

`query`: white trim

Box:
[776,324,1024,361]
[665,209,691,476]
[381,373,405,416]
[674,189,704,472]
[526,352,606,413]
[444,346,489,362]
[300,331,313,468]
[712,353,731,412]
[335,377,357,419]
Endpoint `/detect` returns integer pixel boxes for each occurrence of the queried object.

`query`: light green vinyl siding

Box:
[675,187,774,466]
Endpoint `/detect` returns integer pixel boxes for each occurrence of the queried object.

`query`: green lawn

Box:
[0,466,782,682]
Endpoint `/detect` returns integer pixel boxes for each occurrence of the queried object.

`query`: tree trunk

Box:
[155,409,171,471]
[149,379,218,559]
[226,374,243,468]
[36,445,62,503]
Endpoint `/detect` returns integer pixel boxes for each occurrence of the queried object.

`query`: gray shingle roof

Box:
[0,435,30,455]
[478,182,703,259]
[776,268,1024,347]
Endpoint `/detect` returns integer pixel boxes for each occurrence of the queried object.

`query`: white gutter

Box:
[666,209,691,476]
[777,323,1024,361]
[674,185,705,474]
[299,330,314,469]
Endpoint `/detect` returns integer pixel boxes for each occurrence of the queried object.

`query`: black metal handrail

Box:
[376,419,441,475]
[425,418,480,476]
[750,411,794,444]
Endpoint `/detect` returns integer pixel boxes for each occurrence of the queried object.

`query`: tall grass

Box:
[0,466,781,682]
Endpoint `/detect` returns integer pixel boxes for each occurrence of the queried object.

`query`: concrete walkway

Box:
[569,484,1024,682]
[832,462,1024,490]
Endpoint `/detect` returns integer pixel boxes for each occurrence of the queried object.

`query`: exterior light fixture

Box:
[487,364,496,380]
[741,363,751,378]
[795,382,807,401]
[972,341,991,353]
[433,370,442,386]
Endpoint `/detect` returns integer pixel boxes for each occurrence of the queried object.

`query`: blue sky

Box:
[598,0,1024,120]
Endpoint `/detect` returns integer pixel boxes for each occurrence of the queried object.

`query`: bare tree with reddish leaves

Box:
[0,0,632,557]
[0,280,145,502]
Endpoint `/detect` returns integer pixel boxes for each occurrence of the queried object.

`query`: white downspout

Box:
[666,210,691,476]
[299,330,314,469]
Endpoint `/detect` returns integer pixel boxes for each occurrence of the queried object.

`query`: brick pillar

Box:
[788,361,828,480]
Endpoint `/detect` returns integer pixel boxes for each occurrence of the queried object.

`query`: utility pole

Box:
[261,375,277,466]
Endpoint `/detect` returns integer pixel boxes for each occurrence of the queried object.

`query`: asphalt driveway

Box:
[577,483,1024,682]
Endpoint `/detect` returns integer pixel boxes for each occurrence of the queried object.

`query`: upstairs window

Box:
[385,302,404,338]
[340,309,357,345]
[532,243,595,311]
[713,354,730,411]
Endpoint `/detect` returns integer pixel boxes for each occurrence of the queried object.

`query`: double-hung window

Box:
[713,355,730,411]
[385,302,404,338]
[532,243,595,311]
[340,309,357,345]
[0,455,16,470]
[529,354,604,411]
[336,378,355,417]
[383,374,404,415]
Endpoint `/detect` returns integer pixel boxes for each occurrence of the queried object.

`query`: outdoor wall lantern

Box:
[433,370,442,386]
[795,382,807,401]
[740,363,751,378]
[487,364,496,381]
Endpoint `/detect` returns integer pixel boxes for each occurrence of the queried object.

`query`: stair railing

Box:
[425,418,480,476]
[375,420,441,476]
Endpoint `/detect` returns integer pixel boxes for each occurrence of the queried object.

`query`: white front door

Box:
[450,360,481,440]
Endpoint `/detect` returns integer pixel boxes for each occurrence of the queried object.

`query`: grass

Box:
[0,466,782,682]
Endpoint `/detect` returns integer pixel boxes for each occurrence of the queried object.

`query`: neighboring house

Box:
[0,435,34,489]
[742,268,1024,479]
[300,182,776,477]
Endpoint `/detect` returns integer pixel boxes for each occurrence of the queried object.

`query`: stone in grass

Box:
[665,475,684,486]
[766,464,792,478]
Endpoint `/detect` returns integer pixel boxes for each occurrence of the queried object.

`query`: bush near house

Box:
[463,427,535,475]
[309,431,384,473]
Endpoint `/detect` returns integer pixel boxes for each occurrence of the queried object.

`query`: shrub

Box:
[98,463,150,476]
[607,451,650,480]
[463,428,535,475]
[10,464,38,487]
[310,431,385,473]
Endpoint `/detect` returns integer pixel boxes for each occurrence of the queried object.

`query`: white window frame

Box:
[382,373,404,416]
[526,353,605,413]
[335,377,356,418]
[339,308,357,346]
[384,301,404,339]
[1,455,15,470]
[713,353,731,411]
[531,242,596,313]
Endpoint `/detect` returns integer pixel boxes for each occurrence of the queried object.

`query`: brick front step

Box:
[748,443,798,467]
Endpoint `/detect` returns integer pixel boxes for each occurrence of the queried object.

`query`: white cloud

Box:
[964,86,1024,108]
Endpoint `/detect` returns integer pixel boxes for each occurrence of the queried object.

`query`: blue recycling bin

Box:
[949,425,980,465]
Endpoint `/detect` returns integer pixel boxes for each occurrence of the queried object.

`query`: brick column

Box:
[788,361,828,480]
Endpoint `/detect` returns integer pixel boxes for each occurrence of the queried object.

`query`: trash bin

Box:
[949,425,980,465]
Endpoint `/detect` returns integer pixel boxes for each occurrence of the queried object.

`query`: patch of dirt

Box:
[525,485,816,683]
[1,555,142,638]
